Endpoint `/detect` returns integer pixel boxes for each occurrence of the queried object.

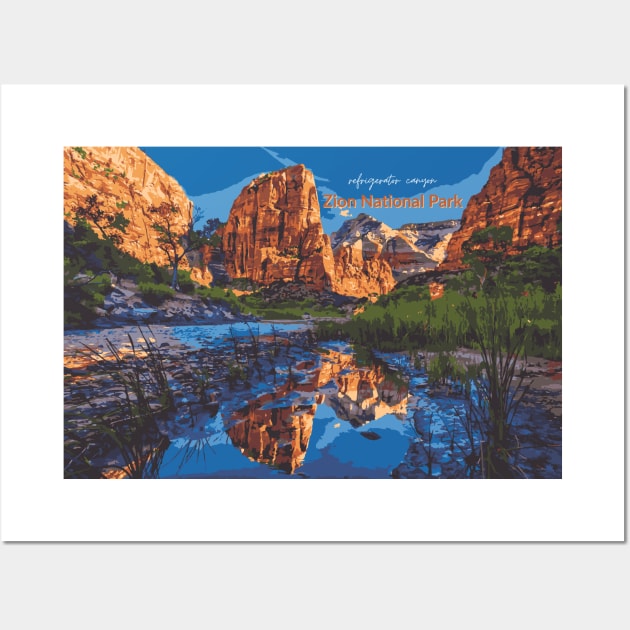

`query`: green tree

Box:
[74,194,130,245]
[462,225,513,289]
[150,203,209,290]
[198,217,221,240]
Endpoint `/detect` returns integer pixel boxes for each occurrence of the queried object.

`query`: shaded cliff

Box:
[63,146,211,285]
[441,147,562,270]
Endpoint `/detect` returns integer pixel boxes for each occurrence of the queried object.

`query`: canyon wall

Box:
[64,146,211,284]
[441,147,562,269]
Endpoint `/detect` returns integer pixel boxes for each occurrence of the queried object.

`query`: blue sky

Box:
[140,146,503,233]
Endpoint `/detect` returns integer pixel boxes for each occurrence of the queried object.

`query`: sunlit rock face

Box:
[333,240,396,297]
[222,166,399,298]
[222,164,336,291]
[330,214,396,296]
[331,214,460,283]
[63,146,211,285]
[441,147,562,270]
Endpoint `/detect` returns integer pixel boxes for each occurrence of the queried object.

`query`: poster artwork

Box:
[64,146,562,479]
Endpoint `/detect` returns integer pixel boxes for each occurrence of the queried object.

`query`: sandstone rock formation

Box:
[333,240,396,297]
[64,146,211,285]
[222,165,336,290]
[441,147,562,270]
[332,214,459,283]
[222,166,397,298]
[397,220,460,266]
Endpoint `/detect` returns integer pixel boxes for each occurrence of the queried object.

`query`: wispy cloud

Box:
[189,173,260,223]
[260,147,295,169]
[260,147,330,182]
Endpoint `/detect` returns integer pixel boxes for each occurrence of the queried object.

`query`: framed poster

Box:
[0,85,624,541]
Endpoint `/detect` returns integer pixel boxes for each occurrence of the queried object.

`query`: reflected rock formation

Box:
[227,348,410,473]
[319,351,408,426]
[227,382,316,474]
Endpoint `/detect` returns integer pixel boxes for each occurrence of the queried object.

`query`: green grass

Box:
[196,285,343,320]
[239,295,341,320]
[64,327,173,479]
[317,284,561,359]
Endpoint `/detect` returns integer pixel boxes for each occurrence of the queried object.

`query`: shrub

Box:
[196,286,247,315]
[138,282,175,305]
[176,269,196,294]
[427,352,467,387]
[64,264,113,329]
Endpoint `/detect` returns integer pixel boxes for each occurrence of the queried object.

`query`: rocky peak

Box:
[399,220,461,251]
[331,213,383,249]
[331,215,460,282]
[222,164,336,291]
[221,166,397,298]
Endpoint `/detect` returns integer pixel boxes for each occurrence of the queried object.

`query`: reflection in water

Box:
[228,405,316,474]
[322,352,408,427]
[226,347,409,474]
[64,324,561,478]
[227,383,317,474]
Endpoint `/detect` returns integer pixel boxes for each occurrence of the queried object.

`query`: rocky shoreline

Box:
[70,279,255,330]
[63,322,316,478]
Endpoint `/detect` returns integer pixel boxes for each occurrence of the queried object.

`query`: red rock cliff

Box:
[63,146,211,285]
[222,165,336,290]
[441,147,562,270]
[222,165,398,297]
[333,241,396,297]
